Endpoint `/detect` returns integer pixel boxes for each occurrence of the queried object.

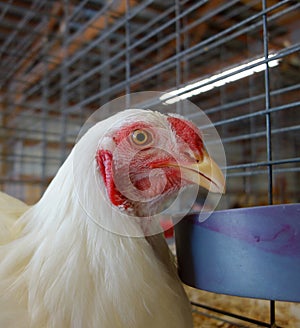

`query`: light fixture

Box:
[160,53,280,104]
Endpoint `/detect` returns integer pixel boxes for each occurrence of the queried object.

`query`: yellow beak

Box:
[177,150,225,194]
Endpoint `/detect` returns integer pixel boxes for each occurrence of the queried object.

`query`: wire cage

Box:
[0,0,299,327]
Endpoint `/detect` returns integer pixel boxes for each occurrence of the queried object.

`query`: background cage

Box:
[0,0,299,327]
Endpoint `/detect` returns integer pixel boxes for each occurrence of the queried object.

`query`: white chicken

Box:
[0,109,225,328]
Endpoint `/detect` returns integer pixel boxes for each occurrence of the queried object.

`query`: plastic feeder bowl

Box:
[175,204,300,302]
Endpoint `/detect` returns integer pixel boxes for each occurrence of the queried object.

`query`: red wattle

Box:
[96,150,129,208]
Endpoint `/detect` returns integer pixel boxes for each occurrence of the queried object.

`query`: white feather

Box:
[0,109,193,327]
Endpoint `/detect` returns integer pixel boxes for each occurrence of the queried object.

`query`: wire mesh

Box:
[0,0,299,326]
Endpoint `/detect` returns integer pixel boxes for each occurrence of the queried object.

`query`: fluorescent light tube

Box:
[161,53,280,104]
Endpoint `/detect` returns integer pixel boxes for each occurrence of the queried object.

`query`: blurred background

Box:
[0,0,299,326]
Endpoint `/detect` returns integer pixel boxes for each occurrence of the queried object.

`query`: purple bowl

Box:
[175,204,300,302]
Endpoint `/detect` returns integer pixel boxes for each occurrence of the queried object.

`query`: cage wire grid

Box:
[0,0,299,327]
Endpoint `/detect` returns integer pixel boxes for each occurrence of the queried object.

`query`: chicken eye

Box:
[131,129,152,146]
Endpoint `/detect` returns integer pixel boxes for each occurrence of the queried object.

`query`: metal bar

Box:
[0,19,57,39]
[160,41,300,105]
[0,125,68,137]
[63,45,300,114]
[62,0,153,70]
[125,0,131,96]
[65,3,177,92]
[191,302,274,327]
[0,0,13,21]
[59,0,70,164]
[2,81,298,121]
[130,32,176,66]
[207,101,300,128]
[128,0,207,51]
[1,17,60,88]
[0,153,61,162]
[64,0,113,46]
[65,0,203,74]
[1,19,46,77]
[175,0,181,92]
[203,83,300,116]
[15,2,300,108]
[0,178,52,185]
[270,300,276,328]
[225,157,300,171]
[262,0,273,205]
[1,1,125,93]
[181,0,240,34]
[99,15,111,106]
[227,166,300,178]
[19,0,241,98]
[127,42,300,103]
[222,125,300,144]
[192,307,247,328]
[0,1,45,64]
[64,79,300,117]
[0,1,59,19]
[64,0,242,93]
[130,3,175,40]
[40,11,53,190]
[67,0,90,23]
[21,32,300,107]
[182,0,296,62]
[172,0,288,64]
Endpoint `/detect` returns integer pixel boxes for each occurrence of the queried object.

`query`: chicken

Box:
[0,109,225,328]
